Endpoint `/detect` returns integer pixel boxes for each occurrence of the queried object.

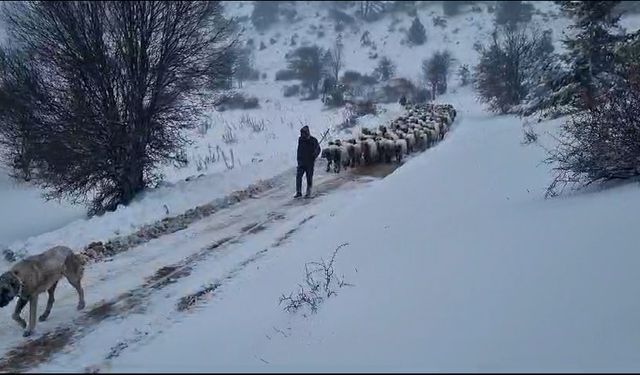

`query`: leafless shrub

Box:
[544,79,640,198]
[239,114,267,133]
[194,144,220,172]
[215,92,259,111]
[279,243,352,314]
[521,122,538,145]
[222,146,235,170]
[222,126,238,144]
[197,119,215,136]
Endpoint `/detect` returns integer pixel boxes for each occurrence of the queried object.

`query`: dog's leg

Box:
[67,277,85,310]
[24,295,38,337]
[12,297,27,329]
[64,254,86,310]
[39,281,58,322]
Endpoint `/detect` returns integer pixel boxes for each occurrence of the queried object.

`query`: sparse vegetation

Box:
[283,84,301,97]
[280,243,352,314]
[374,56,397,81]
[215,93,260,111]
[275,69,298,81]
[251,1,279,30]
[443,1,462,16]
[495,1,534,29]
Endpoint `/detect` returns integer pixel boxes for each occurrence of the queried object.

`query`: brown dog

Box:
[0,246,85,337]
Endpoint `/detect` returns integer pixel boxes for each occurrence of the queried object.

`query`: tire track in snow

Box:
[0,169,377,373]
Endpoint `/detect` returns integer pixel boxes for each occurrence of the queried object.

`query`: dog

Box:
[0,246,85,337]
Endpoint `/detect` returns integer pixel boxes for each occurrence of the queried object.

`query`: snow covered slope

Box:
[22,87,639,373]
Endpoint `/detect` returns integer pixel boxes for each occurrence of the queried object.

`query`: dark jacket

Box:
[297,135,321,167]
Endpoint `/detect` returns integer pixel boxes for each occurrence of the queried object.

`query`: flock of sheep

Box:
[322,103,457,172]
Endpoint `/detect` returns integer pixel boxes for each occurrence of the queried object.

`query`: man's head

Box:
[300,125,310,139]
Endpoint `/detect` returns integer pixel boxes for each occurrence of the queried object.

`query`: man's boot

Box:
[304,187,312,199]
[294,191,302,198]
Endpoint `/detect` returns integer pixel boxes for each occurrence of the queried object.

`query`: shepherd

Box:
[295,125,321,199]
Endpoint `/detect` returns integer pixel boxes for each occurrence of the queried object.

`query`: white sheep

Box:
[361,137,379,165]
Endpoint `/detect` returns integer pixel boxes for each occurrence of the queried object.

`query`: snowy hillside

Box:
[2,1,638,252]
[0,1,560,249]
[0,1,640,372]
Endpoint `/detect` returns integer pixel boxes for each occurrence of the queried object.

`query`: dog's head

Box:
[0,272,20,308]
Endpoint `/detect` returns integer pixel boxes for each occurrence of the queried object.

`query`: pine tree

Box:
[407,17,427,45]
[544,1,624,113]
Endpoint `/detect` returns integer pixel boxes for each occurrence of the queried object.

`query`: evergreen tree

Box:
[407,17,427,45]
[543,1,625,114]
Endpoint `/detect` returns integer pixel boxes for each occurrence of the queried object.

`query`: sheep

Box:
[345,139,363,167]
[322,141,342,173]
[404,132,416,153]
[393,138,408,162]
[334,140,351,172]
[383,130,399,141]
[361,137,379,165]
[420,126,437,147]
[414,130,428,151]
[377,137,395,163]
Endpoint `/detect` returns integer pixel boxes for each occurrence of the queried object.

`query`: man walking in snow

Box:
[295,125,321,198]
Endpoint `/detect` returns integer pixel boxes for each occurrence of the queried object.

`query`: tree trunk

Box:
[119,153,145,207]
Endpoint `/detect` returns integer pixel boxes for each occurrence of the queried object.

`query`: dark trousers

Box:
[296,164,314,194]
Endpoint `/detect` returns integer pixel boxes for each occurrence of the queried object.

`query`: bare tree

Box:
[0,47,48,181]
[287,45,324,97]
[2,1,235,215]
[474,25,550,113]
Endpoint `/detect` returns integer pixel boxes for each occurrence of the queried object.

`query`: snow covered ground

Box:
[106,91,631,372]
[0,1,640,372]
[2,87,633,373]
[0,169,85,248]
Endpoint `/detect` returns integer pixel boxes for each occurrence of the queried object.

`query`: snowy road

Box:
[0,163,395,373]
